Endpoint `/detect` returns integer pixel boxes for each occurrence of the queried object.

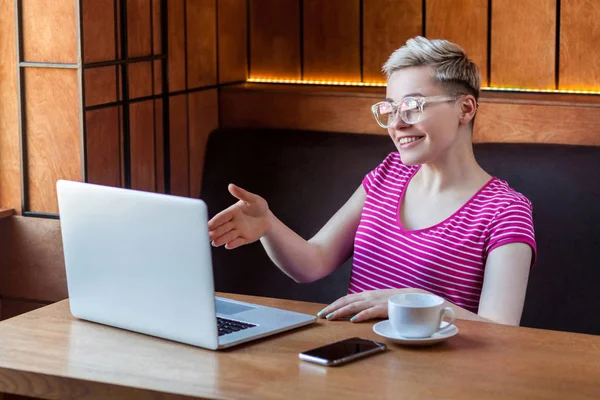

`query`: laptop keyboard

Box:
[217,317,256,336]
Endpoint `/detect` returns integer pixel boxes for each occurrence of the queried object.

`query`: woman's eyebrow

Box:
[385,92,425,102]
[403,92,424,97]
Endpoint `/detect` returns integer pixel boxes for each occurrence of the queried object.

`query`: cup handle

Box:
[436,307,456,334]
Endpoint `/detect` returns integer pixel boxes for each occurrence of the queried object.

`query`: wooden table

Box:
[0,293,598,400]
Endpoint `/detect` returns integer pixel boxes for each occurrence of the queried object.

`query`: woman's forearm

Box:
[259,211,333,283]
[445,300,492,323]
[258,186,366,284]
[407,288,492,323]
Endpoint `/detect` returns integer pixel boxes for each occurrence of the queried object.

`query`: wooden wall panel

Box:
[187,0,217,88]
[218,0,247,83]
[249,0,301,79]
[21,0,78,63]
[426,0,489,85]
[153,60,163,95]
[474,101,600,145]
[24,69,81,214]
[127,0,152,58]
[491,0,555,89]
[188,89,218,198]
[82,0,117,63]
[0,216,67,302]
[128,61,153,99]
[303,0,360,81]
[130,101,156,192]
[86,107,121,187]
[119,105,126,186]
[169,95,189,196]
[0,0,21,211]
[154,99,164,193]
[363,0,422,83]
[116,0,122,59]
[152,0,162,55]
[152,0,162,93]
[219,85,380,134]
[84,66,118,107]
[560,0,600,90]
[220,85,600,146]
[168,0,186,92]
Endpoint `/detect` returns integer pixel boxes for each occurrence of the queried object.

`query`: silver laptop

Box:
[56,180,316,350]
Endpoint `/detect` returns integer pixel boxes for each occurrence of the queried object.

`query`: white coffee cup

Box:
[388,293,456,338]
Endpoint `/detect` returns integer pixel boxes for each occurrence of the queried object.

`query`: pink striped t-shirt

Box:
[349,152,537,313]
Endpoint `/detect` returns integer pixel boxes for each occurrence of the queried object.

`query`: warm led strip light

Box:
[247,78,600,95]
[248,77,387,87]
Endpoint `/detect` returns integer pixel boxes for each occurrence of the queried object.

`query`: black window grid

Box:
[13,0,245,219]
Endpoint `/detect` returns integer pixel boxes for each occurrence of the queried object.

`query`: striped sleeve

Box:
[485,198,537,265]
[362,164,380,194]
[362,153,397,194]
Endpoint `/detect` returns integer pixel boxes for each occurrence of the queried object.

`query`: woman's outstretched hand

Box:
[208,184,271,250]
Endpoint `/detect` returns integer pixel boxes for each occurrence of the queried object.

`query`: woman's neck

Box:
[414,136,491,193]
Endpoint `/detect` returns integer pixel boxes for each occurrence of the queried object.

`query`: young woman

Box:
[208,37,536,326]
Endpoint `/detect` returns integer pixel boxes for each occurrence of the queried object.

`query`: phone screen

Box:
[299,337,386,366]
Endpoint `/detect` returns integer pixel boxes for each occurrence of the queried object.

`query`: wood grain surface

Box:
[363,0,422,83]
[21,0,77,63]
[0,0,21,212]
[168,0,186,92]
[186,0,217,88]
[218,0,247,83]
[302,0,361,81]
[559,0,600,90]
[219,84,600,145]
[188,89,218,198]
[169,94,189,197]
[82,0,117,63]
[24,68,81,214]
[130,101,156,192]
[0,294,598,399]
[85,107,122,188]
[491,0,556,89]
[249,0,301,79]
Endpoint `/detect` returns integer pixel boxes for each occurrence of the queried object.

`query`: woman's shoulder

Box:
[482,178,533,212]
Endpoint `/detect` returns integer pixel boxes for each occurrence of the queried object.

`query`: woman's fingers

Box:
[349,305,387,323]
[211,230,240,247]
[324,300,370,321]
[317,293,361,319]
[208,206,235,230]
[225,237,247,250]
[208,221,236,241]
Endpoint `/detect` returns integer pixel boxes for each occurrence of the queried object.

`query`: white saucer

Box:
[373,320,458,346]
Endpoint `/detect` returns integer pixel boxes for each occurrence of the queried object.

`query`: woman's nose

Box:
[389,112,411,130]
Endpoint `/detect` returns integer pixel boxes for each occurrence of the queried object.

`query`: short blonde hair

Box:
[382,36,481,100]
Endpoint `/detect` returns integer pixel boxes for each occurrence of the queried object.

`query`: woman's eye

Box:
[379,103,393,114]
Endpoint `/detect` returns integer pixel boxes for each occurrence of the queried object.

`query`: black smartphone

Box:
[298,337,386,366]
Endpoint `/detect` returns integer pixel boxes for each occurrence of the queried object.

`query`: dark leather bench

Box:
[201,128,600,335]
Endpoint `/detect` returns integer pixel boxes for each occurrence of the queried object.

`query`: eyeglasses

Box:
[371,95,458,128]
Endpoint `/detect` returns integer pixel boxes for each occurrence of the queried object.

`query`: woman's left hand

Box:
[317,288,428,323]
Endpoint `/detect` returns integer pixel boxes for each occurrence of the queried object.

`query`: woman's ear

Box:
[459,95,478,125]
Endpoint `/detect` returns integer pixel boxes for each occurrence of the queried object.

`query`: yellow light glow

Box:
[248,77,387,87]
[247,78,600,95]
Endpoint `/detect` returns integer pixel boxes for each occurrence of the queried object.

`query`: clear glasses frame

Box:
[370,95,459,128]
